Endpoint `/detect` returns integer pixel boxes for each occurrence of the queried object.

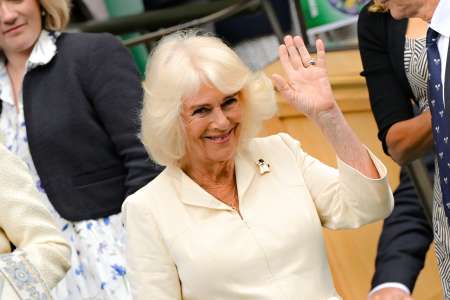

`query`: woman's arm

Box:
[277,132,393,229]
[386,112,433,164]
[123,195,182,300]
[83,34,163,196]
[0,144,71,299]
[357,6,432,164]
[272,36,380,178]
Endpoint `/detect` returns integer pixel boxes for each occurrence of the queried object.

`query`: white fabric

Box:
[369,282,411,297]
[123,133,394,300]
[0,30,131,300]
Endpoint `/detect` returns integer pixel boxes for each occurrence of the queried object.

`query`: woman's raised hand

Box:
[272,36,337,122]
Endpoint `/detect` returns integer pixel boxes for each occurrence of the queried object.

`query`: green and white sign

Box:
[299,0,369,34]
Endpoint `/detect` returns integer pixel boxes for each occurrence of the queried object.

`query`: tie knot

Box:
[427,28,440,45]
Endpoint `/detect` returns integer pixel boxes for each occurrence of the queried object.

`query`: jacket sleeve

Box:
[371,155,434,291]
[0,144,71,299]
[357,3,414,154]
[82,33,163,197]
[122,195,182,300]
[278,133,394,229]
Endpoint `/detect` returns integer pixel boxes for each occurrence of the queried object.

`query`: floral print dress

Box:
[0,31,131,300]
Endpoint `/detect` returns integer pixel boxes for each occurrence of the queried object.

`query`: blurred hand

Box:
[369,288,414,300]
[272,35,336,121]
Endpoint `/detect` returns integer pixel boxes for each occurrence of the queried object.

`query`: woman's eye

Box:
[222,97,237,108]
[192,107,210,116]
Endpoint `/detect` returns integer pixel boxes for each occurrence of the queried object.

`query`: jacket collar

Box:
[169,147,258,210]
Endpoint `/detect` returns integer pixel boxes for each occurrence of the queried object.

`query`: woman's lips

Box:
[204,128,234,144]
[4,24,25,35]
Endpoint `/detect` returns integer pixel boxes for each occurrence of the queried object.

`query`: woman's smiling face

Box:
[181,83,242,167]
[0,0,42,56]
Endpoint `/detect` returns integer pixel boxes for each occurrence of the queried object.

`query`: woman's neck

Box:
[5,50,30,73]
[183,159,235,188]
[406,18,428,39]
[5,51,31,112]
[183,159,238,208]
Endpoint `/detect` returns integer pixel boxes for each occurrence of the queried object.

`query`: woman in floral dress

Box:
[0,0,161,299]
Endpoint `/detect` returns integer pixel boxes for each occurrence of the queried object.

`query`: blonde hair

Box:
[368,0,388,13]
[141,30,277,167]
[40,0,70,31]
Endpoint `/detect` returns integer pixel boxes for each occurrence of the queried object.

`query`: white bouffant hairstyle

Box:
[141,30,277,167]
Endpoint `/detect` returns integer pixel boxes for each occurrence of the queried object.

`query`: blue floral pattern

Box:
[0,31,131,300]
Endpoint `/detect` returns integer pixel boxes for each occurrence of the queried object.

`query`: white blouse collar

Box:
[0,30,59,105]
[27,30,60,70]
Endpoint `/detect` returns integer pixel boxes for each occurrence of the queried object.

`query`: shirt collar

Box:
[430,0,450,38]
[170,143,261,211]
[27,30,59,70]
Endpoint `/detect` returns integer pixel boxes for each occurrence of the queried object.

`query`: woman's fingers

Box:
[293,36,313,68]
[284,36,302,70]
[271,74,290,94]
[278,45,294,74]
[316,38,326,68]
[279,35,324,72]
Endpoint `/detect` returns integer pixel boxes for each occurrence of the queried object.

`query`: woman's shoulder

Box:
[123,167,176,211]
[358,2,395,39]
[359,1,389,24]
[247,133,303,163]
[59,31,120,45]
[357,3,399,52]
[250,133,301,150]
[56,32,123,57]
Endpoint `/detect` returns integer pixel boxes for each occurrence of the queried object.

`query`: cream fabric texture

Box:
[123,133,394,300]
[0,142,71,299]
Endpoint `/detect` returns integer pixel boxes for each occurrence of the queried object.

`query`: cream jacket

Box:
[123,133,394,300]
[0,142,71,299]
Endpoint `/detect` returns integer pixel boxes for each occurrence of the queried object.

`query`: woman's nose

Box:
[211,108,230,129]
[0,3,18,24]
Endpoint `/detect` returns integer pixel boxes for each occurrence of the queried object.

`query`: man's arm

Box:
[370,156,434,298]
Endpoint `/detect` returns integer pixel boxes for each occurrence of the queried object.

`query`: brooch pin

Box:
[256,159,270,175]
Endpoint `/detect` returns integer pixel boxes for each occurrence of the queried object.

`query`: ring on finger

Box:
[307,59,316,67]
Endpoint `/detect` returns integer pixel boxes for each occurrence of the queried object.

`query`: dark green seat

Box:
[104,0,148,75]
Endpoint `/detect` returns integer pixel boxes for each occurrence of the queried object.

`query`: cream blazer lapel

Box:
[168,149,259,211]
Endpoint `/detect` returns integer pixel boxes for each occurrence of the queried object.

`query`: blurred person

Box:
[358,1,435,299]
[365,0,450,297]
[123,31,394,300]
[0,139,70,299]
[0,0,162,299]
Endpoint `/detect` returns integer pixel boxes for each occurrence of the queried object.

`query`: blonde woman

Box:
[0,0,161,298]
[123,31,394,300]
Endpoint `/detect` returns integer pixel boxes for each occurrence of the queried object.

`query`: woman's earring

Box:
[41,10,46,17]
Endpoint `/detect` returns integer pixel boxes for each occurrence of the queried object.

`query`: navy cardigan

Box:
[0,32,162,221]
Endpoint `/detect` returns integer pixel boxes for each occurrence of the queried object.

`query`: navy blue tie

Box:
[426,27,450,226]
